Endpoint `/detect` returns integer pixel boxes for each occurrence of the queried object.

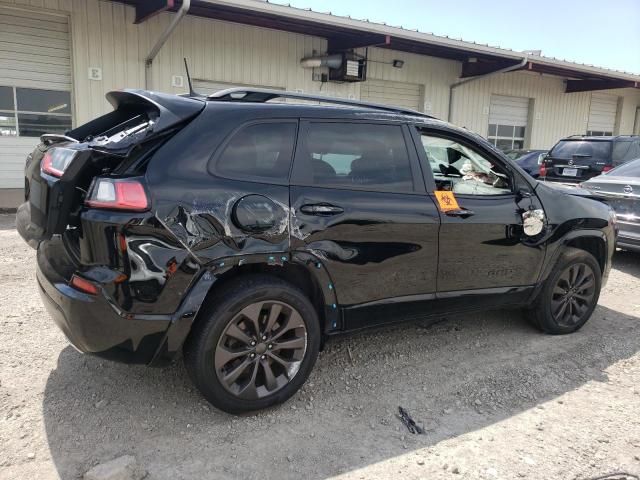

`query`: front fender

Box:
[529,227,614,306]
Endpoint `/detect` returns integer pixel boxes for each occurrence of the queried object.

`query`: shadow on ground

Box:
[612,249,640,276]
[42,301,640,479]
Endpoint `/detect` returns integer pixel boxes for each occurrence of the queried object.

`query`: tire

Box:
[183,274,321,413]
[527,247,602,334]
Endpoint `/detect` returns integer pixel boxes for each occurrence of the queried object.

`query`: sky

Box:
[271,0,640,74]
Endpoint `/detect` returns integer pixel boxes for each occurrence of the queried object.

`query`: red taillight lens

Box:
[70,274,99,295]
[41,148,77,177]
[85,178,149,212]
[539,163,547,177]
[602,165,613,174]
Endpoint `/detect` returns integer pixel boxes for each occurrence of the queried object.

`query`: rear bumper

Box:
[16,202,43,249]
[37,243,171,365]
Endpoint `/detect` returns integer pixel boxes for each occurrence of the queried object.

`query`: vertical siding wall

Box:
[360,47,460,119]
[451,71,594,149]
[452,72,640,148]
[69,0,359,124]
[2,0,639,148]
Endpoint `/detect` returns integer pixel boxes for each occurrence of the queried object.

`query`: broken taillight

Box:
[85,178,149,212]
[41,147,78,178]
[70,274,99,295]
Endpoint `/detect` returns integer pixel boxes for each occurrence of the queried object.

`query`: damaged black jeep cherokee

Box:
[17,88,616,413]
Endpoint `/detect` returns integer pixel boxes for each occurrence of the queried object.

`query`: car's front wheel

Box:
[527,247,602,334]
[184,274,321,413]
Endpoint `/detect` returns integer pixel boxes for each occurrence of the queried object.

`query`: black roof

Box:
[562,135,639,141]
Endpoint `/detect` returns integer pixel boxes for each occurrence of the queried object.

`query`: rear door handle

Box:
[444,208,475,218]
[299,204,344,216]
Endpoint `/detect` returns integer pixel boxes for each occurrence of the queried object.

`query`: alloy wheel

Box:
[214,301,308,399]
[550,262,596,327]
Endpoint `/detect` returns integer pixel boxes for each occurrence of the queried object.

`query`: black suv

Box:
[541,135,640,183]
[17,88,616,413]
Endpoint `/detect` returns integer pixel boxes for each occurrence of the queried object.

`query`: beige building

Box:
[1,0,639,208]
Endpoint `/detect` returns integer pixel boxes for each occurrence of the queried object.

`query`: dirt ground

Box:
[1,212,639,480]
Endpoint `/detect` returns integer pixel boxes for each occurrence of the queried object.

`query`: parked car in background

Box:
[581,158,640,252]
[540,135,640,183]
[504,149,547,178]
[16,88,616,413]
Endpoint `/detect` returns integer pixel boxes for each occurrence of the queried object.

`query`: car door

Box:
[411,126,546,308]
[289,120,440,330]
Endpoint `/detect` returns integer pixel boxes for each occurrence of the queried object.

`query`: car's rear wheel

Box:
[527,247,602,334]
[183,274,320,413]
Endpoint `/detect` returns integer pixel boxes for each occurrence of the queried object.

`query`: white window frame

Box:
[0,85,72,138]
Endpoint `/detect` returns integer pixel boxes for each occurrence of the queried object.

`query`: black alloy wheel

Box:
[550,262,596,327]
[184,274,320,413]
[526,247,602,335]
[214,301,308,399]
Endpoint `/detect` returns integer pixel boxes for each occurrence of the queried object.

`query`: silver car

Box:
[581,158,640,252]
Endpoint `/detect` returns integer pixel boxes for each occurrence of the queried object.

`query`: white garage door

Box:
[360,79,423,111]
[487,95,530,150]
[587,93,618,136]
[0,7,72,190]
[193,79,283,96]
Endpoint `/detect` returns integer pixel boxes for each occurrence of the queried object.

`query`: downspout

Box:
[144,0,191,90]
[447,56,528,122]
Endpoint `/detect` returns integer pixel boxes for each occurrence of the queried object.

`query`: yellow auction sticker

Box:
[434,191,460,212]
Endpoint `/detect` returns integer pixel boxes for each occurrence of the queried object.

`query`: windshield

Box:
[608,158,640,177]
[549,140,611,159]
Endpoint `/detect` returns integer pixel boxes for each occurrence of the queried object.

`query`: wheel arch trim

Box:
[150,251,340,364]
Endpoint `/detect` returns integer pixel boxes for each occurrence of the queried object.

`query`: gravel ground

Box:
[1,213,639,480]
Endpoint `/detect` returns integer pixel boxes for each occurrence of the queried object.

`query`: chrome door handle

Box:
[299,204,344,216]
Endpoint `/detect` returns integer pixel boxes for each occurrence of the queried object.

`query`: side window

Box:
[624,140,640,162]
[612,141,632,165]
[419,133,512,196]
[214,122,297,182]
[301,122,414,192]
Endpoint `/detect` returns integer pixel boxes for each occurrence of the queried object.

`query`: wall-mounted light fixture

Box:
[392,59,404,68]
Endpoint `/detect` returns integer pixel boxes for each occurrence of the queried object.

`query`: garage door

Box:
[587,93,618,136]
[193,79,283,96]
[0,7,72,190]
[487,95,529,150]
[360,79,422,111]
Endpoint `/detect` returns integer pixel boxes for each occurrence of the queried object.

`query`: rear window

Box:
[549,140,611,159]
[214,122,297,182]
[609,159,640,177]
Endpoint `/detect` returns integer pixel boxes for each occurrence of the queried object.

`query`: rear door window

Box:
[293,122,415,192]
[213,121,297,183]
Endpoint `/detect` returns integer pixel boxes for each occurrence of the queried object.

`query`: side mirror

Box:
[522,209,545,236]
[516,188,533,201]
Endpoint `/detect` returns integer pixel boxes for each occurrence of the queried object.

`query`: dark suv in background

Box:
[17,88,616,413]
[540,135,640,183]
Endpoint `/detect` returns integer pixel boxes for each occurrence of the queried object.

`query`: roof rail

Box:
[207,87,435,119]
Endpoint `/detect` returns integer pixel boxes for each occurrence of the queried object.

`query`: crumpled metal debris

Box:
[398,406,424,434]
